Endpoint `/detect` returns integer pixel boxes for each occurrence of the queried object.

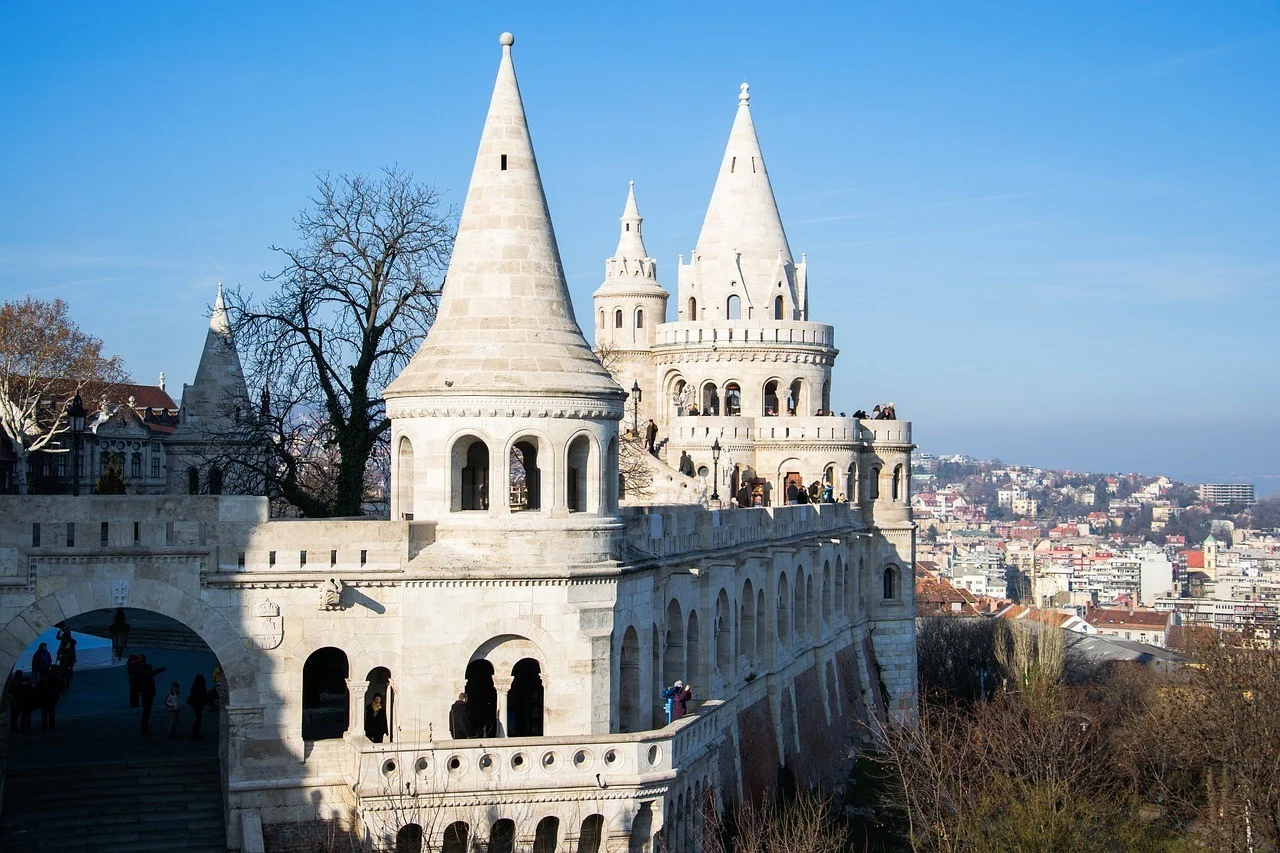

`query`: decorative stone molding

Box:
[387,395,625,421]
[321,578,345,611]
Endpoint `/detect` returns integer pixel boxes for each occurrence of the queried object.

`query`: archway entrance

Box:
[507,658,544,737]
[463,660,497,738]
[0,608,226,849]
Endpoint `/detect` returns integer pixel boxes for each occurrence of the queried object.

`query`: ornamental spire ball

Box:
[500,32,514,46]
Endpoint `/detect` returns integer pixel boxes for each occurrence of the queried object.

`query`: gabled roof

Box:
[1085,608,1170,631]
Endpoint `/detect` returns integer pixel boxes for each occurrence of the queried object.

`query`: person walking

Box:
[37,669,63,732]
[137,658,166,736]
[364,692,389,743]
[644,419,659,454]
[165,682,183,738]
[56,635,76,694]
[188,674,209,739]
[31,642,52,679]
[449,693,470,739]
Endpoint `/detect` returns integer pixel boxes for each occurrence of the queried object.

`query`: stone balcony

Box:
[670,415,911,446]
[654,320,835,349]
[618,503,864,561]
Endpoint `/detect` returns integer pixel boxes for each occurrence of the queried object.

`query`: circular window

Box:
[572,749,593,769]
[541,751,559,771]
[510,752,528,772]
[381,759,397,776]
[447,755,466,776]
[603,749,619,768]
[647,745,661,767]
[414,756,430,776]
[478,753,496,774]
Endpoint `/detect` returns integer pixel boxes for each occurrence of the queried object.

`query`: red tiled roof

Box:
[1183,550,1205,569]
[1085,608,1169,630]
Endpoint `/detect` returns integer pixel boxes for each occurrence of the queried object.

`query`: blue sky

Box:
[2,3,1277,490]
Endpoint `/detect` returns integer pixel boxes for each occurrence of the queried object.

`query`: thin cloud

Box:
[1120,30,1279,79]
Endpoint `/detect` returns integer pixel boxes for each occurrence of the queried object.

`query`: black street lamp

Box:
[109,607,130,661]
[711,438,722,502]
[66,393,87,497]
[630,381,641,436]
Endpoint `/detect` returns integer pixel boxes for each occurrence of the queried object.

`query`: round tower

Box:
[383,33,626,565]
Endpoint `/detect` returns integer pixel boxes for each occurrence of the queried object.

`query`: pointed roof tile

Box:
[386,34,621,402]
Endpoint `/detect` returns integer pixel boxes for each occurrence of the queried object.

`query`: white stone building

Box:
[0,34,916,853]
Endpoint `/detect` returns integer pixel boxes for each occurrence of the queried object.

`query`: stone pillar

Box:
[345,679,369,738]
[492,675,513,737]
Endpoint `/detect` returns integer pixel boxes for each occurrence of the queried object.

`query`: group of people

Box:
[129,654,220,738]
[661,680,694,724]
[786,479,839,505]
[2,625,79,734]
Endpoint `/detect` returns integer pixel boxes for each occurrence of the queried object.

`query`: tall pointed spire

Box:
[683,82,799,316]
[210,282,230,337]
[615,181,647,260]
[173,282,249,431]
[386,33,620,401]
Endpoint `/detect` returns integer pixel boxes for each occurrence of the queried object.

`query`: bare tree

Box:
[0,297,128,494]
[593,343,653,500]
[225,168,454,517]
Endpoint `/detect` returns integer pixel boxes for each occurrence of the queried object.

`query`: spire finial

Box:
[739,82,750,105]
[500,31,514,51]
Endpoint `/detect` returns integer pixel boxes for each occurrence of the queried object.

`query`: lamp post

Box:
[630,381,641,436]
[109,607,129,661]
[711,438,721,502]
[67,393,87,497]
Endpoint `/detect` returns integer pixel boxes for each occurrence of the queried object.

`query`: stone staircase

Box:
[78,623,209,653]
[1,758,226,852]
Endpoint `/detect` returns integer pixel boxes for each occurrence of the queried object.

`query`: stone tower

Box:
[592,182,669,428]
[166,283,252,495]
[384,33,626,563]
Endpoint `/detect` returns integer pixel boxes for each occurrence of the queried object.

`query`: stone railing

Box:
[348,701,727,799]
[670,416,911,446]
[619,504,861,561]
[656,321,835,348]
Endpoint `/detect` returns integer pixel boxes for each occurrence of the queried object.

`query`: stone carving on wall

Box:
[112,580,129,606]
[251,598,284,650]
[321,578,344,611]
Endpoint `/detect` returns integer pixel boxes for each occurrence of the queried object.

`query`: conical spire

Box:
[615,181,647,259]
[173,282,249,431]
[687,83,797,311]
[386,33,621,402]
[210,282,230,337]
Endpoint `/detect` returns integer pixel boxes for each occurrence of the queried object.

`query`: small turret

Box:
[593,182,669,351]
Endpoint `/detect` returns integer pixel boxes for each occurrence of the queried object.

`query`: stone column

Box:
[492,675,513,737]
[345,679,369,738]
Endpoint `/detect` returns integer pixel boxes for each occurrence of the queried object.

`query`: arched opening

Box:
[208,466,222,495]
[534,816,560,853]
[442,822,469,853]
[724,382,741,416]
[774,295,784,320]
[869,467,881,500]
[187,466,199,495]
[598,308,605,329]
[507,657,544,737]
[726,294,741,320]
[884,565,899,601]
[614,308,623,328]
[130,452,142,479]
[463,659,497,738]
[822,562,833,626]
[364,665,392,743]
[453,437,490,512]
[687,296,697,319]
[651,625,662,728]
[806,574,816,639]
[701,382,720,415]
[834,558,844,616]
[396,824,423,853]
[756,589,767,662]
[397,436,414,519]
[714,589,731,675]
[847,462,857,503]
[740,580,756,667]
[491,818,516,853]
[636,308,644,328]
[302,647,349,741]
[822,379,830,413]
[663,600,684,690]
[763,379,779,416]
[777,573,791,646]
[620,627,641,732]
[606,436,618,511]
[578,814,605,853]
[566,435,592,513]
[892,464,904,501]
[672,377,688,416]
[793,571,807,641]
[509,439,541,511]
[787,379,802,416]
[686,610,703,688]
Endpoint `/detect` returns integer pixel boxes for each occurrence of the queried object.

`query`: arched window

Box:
[130,452,142,479]
[302,647,349,741]
[208,466,222,495]
[566,434,592,512]
[847,462,858,503]
[663,600,684,690]
[365,666,392,742]
[598,309,605,329]
[740,580,756,667]
[774,295,784,320]
[823,561,833,624]
[777,573,791,645]
[534,817,560,853]
[726,294,741,320]
[892,464,904,501]
[869,467,881,500]
[701,382,720,415]
[787,379,802,416]
[794,571,807,640]
[508,658,544,737]
[578,814,605,853]
[614,308,623,328]
[453,437,490,511]
[397,436,414,519]
[510,439,541,511]
[396,824,423,853]
[636,308,644,328]
[763,380,779,416]
[441,823,469,853]
[756,589,767,663]
[187,466,199,495]
[884,565,899,600]
[724,382,741,416]
[620,627,641,732]
[714,589,731,674]
[688,296,697,320]
[686,610,703,687]
[490,820,516,853]
[463,659,497,737]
